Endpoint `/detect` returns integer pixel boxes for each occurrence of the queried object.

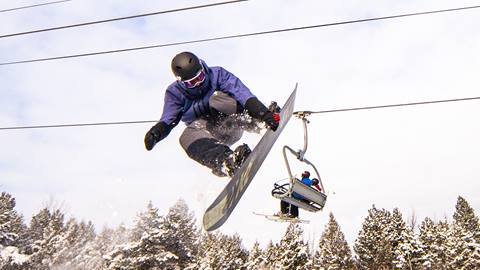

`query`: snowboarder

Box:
[279,171,321,218]
[144,51,280,177]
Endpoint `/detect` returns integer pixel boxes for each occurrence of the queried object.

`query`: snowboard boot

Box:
[223,144,252,177]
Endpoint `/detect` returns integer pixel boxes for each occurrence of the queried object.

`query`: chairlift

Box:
[271,111,327,212]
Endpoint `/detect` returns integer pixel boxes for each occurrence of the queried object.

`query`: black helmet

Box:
[171,52,203,81]
[312,178,319,185]
[301,171,310,178]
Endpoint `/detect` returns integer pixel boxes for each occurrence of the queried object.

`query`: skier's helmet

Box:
[312,178,319,185]
[171,52,205,88]
[301,171,310,178]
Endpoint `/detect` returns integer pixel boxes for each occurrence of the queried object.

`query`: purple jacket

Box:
[159,61,255,130]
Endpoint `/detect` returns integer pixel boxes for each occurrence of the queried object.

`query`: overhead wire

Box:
[293,96,480,116]
[0,120,157,131]
[0,0,248,39]
[1,96,480,131]
[0,0,72,14]
[0,4,479,66]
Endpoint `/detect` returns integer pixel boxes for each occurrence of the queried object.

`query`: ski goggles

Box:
[181,68,206,89]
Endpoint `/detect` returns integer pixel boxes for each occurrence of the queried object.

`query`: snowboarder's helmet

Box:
[171,52,203,81]
[312,178,319,185]
[301,171,310,178]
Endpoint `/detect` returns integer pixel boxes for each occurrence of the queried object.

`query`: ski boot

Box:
[223,144,251,177]
[286,213,298,219]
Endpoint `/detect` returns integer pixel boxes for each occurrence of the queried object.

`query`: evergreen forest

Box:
[1,192,479,269]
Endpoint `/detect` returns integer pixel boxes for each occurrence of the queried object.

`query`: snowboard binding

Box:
[224,144,251,177]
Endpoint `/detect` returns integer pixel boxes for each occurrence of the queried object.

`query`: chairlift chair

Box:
[271,112,327,212]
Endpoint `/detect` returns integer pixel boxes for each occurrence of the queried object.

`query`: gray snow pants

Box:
[179,92,249,171]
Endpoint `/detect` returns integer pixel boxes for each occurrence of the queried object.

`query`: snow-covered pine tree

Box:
[26,208,51,251]
[0,192,30,269]
[159,199,199,269]
[244,241,264,270]
[114,223,130,246]
[105,202,176,270]
[262,240,278,269]
[0,245,30,270]
[315,212,354,270]
[29,209,66,270]
[194,231,221,270]
[463,241,480,270]
[453,196,480,241]
[445,221,480,269]
[354,206,392,270]
[75,225,125,270]
[129,201,158,241]
[0,193,30,269]
[418,217,449,269]
[418,217,437,269]
[445,196,480,269]
[389,208,423,269]
[0,192,25,247]
[194,231,248,270]
[275,223,310,270]
[50,218,96,269]
[219,233,248,270]
[68,220,97,269]
[50,218,80,267]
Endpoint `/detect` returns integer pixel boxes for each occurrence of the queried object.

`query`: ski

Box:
[253,212,310,224]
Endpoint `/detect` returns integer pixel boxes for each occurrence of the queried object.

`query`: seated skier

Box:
[278,171,322,218]
[144,51,280,177]
[295,171,322,195]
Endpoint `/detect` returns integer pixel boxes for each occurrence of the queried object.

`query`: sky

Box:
[1,0,480,250]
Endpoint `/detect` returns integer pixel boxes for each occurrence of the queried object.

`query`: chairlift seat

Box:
[272,179,327,212]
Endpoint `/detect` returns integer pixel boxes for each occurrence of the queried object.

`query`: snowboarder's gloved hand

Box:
[144,122,170,151]
[262,111,280,131]
[245,97,280,132]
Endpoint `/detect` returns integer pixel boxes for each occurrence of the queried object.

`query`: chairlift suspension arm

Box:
[300,117,309,160]
[282,113,326,193]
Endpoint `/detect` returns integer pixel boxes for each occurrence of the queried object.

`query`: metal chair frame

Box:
[272,113,327,212]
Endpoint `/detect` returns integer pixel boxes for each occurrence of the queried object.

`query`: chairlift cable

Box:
[294,96,480,117]
[0,0,247,39]
[0,0,72,14]
[1,4,479,66]
[1,96,479,131]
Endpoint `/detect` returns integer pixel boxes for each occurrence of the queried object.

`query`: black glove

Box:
[245,97,280,131]
[144,122,170,151]
[263,111,280,131]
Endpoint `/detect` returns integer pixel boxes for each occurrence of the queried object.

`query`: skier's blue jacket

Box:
[159,60,255,132]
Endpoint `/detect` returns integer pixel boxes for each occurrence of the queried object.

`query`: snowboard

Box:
[253,212,310,224]
[202,85,297,231]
